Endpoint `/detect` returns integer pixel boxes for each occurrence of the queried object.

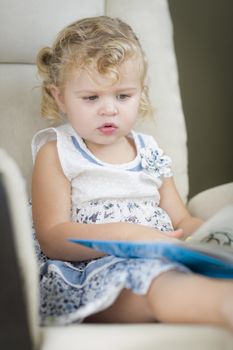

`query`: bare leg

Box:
[147,270,233,331]
[84,271,233,330]
[84,288,155,323]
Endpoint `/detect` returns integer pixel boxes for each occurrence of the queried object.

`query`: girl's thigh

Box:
[84,288,156,323]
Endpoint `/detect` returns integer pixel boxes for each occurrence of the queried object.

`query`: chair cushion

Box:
[41,324,233,350]
[0,0,105,63]
[0,64,47,192]
[188,182,233,220]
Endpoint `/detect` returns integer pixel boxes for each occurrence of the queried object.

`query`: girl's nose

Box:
[98,97,118,116]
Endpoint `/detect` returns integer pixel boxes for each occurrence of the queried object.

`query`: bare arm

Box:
[32,142,183,262]
[159,177,204,238]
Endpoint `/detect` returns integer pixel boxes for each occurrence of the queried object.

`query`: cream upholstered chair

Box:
[0,0,233,349]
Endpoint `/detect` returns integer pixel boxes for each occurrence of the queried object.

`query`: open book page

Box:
[185,205,233,261]
[187,205,233,246]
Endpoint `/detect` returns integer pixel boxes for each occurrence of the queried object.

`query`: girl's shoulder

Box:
[31,123,79,181]
[31,123,73,163]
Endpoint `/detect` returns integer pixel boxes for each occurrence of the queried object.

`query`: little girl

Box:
[32,16,233,329]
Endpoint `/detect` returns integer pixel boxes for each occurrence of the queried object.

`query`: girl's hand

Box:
[152,228,184,242]
[131,226,185,243]
[165,229,184,239]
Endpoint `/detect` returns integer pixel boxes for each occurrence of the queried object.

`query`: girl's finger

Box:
[166,229,184,238]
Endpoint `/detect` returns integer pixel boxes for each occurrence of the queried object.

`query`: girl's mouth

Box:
[98,123,118,135]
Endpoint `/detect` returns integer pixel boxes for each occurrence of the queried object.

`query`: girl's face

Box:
[51,59,142,150]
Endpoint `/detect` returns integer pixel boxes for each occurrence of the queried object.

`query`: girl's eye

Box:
[83,96,98,101]
[117,94,130,100]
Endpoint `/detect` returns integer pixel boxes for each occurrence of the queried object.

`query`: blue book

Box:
[69,206,233,279]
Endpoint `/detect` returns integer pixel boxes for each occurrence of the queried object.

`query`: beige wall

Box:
[168,0,233,198]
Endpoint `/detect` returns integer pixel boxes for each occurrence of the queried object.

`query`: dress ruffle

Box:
[39,255,189,325]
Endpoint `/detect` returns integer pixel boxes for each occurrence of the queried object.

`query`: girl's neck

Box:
[84,135,137,165]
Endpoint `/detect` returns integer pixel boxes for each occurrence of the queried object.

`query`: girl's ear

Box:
[50,85,66,113]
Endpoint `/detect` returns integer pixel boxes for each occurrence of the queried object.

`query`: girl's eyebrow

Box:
[74,90,98,95]
[116,87,138,92]
[75,87,138,94]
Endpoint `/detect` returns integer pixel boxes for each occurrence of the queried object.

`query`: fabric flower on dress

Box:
[140,146,173,179]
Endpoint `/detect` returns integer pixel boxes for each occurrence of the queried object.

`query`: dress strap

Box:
[136,133,146,148]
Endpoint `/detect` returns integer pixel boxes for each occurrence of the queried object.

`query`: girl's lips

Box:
[98,123,118,135]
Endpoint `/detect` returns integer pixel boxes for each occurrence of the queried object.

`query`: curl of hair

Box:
[139,85,154,118]
[37,47,62,120]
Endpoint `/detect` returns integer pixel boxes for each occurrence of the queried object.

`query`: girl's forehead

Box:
[66,59,142,90]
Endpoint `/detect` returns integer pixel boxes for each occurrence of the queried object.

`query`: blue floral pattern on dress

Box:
[75,198,173,231]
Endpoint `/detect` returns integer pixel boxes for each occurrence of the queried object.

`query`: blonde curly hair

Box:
[36,16,153,121]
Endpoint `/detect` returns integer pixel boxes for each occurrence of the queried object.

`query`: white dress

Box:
[32,123,189,325]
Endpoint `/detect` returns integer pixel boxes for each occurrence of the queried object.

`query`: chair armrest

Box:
[0,149,40,349]
[187,182,233,220]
